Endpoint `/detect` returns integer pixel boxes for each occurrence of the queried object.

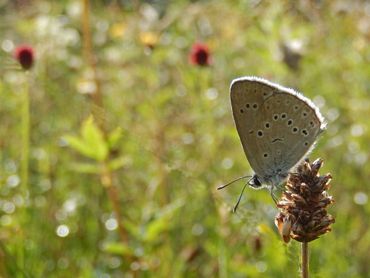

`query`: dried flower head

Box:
[189,42,211,66]
[275,158,335,243]
[14,45,34,70]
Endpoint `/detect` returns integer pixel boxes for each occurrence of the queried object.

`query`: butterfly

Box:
[219,76,326,211]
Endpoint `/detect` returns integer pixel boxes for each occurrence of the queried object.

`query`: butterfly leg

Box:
[270,184,278,205]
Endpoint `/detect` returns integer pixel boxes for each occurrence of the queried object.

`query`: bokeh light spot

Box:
[105,218,118,231]
[221,158,234,169]
[56,225,70,237]
[354,192,368,205]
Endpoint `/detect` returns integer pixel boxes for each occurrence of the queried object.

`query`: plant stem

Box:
[81,0,130,258]
[301,241,309,278]
[21,72,30,199]
[82,0,103,115]
[101,163,128,243]
[19,72,30,275]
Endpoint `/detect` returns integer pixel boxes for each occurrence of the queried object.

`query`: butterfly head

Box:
[248,175,262,188]
[249,172,289,189]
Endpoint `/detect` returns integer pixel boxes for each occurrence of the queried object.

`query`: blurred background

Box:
[0,0,369,277]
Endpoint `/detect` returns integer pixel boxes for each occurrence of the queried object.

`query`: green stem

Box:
[81,0,131,270]
[21,73,30,198]
[218,238,227,278]
[100,162,128,244]
[19,72,30,277]
[301,241,309,278]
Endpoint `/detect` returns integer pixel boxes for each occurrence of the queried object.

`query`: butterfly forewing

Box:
[230,78,274,178]
[230,77,325,185]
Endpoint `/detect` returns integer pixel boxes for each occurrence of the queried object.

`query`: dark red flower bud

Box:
[14,45,34,70]
[189,42,211,66]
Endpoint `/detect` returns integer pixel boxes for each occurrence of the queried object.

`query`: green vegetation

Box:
[0,0,369,277]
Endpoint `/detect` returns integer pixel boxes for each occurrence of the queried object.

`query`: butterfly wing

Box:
[230,77,325,184]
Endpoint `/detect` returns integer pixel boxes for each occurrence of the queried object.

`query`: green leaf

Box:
[63,135,93,158]
[144,216,168,242]
[68,162,100,174]
[143,199,185,242]
[108,127,123,150]
[64,116,108,161]
[108,156,131,171]
[81,116,108,161]
[102,242,132,256]
[122,219,140,239]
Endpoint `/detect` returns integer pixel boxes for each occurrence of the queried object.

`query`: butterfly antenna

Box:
[217,175,251,190]
[270,185,278,205]
[232,182,249,213]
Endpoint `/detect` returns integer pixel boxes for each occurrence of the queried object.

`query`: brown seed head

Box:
[275,158,335,243]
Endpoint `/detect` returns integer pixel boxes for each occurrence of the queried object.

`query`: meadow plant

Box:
[275,159,335,277]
